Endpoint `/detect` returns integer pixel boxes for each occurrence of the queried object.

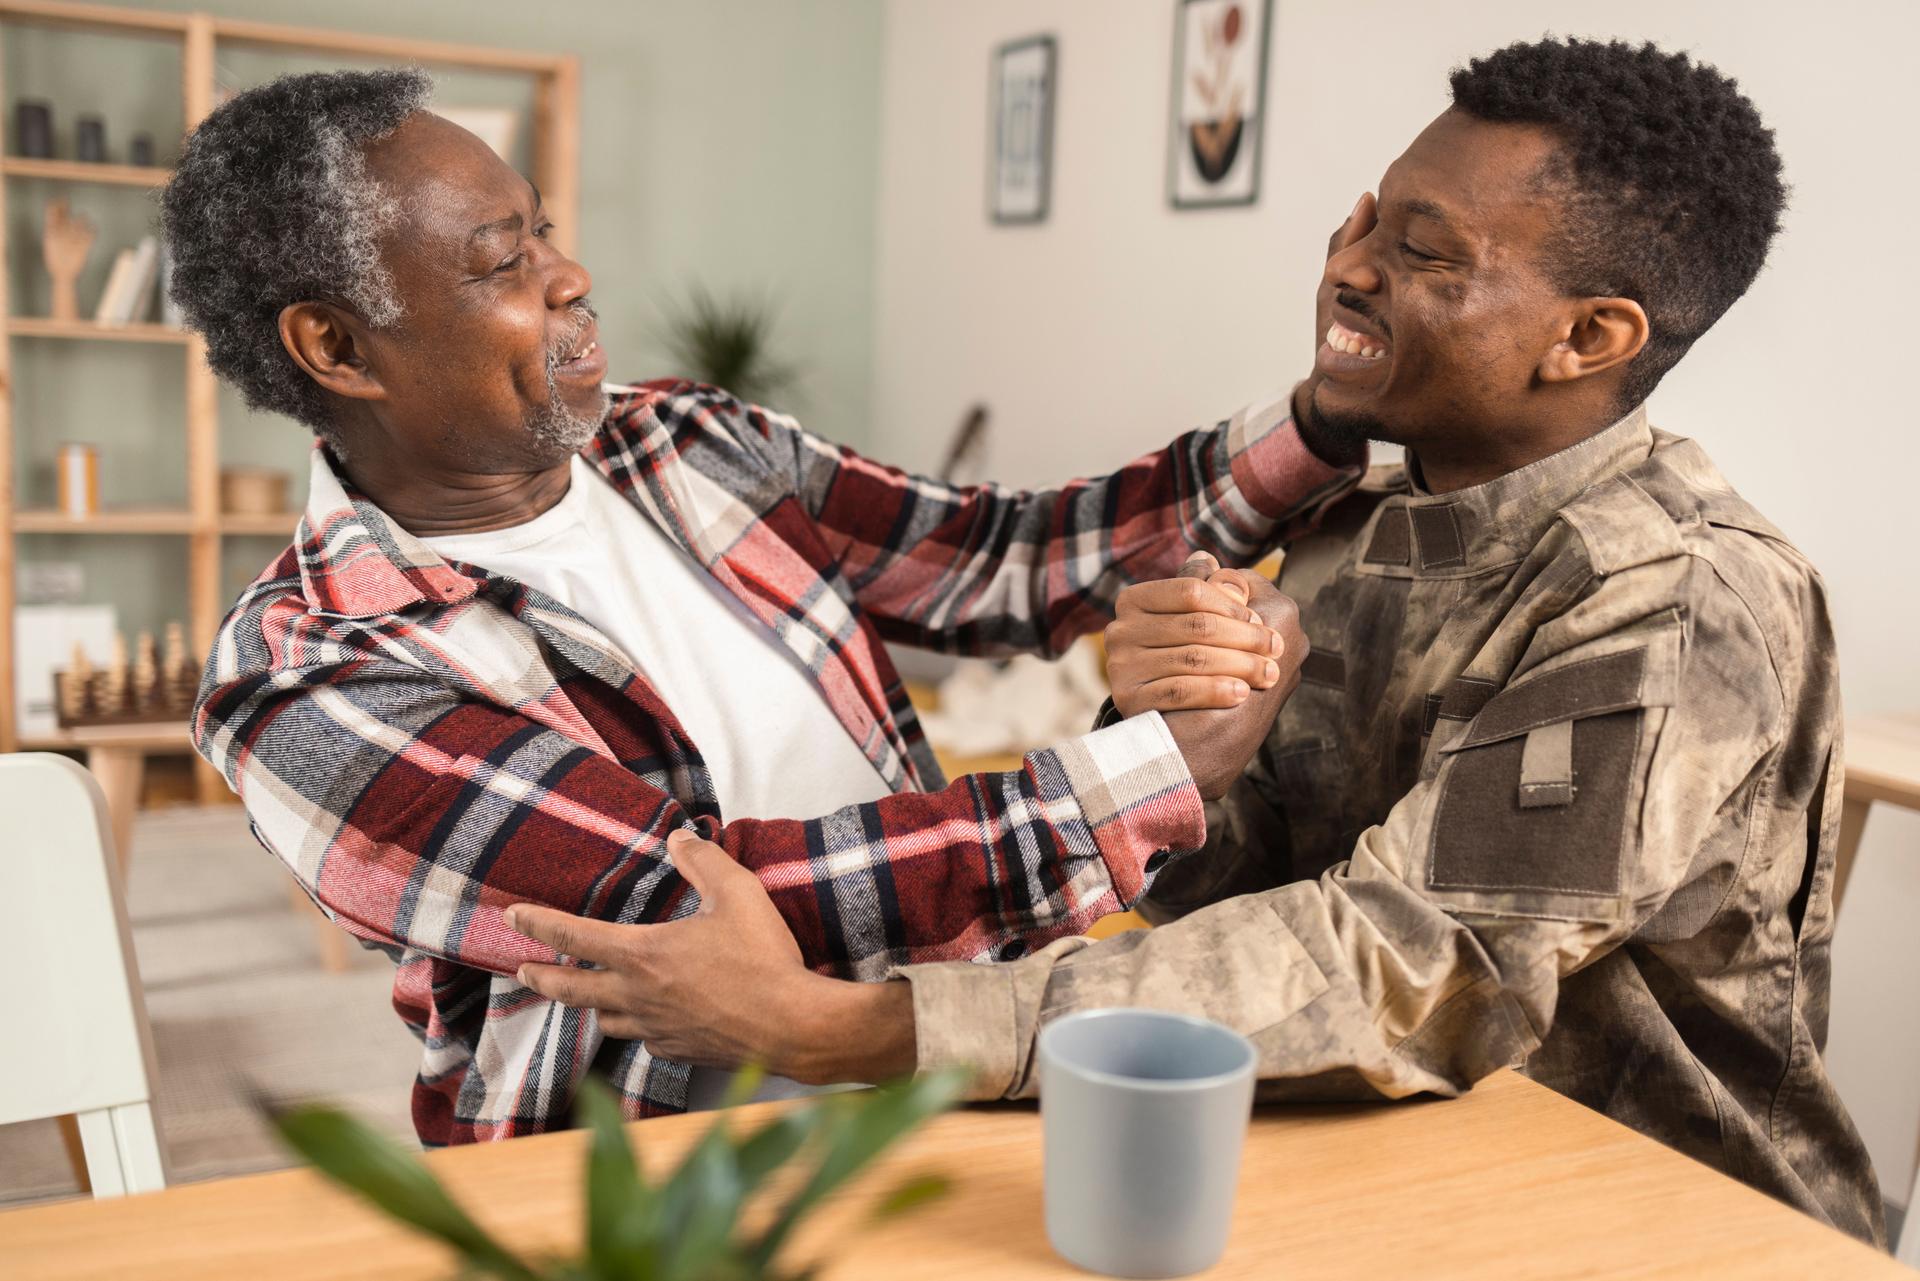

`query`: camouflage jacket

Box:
[899,406,1885,1245]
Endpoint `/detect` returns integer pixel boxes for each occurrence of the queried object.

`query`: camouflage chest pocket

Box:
[1426,641,1674,907]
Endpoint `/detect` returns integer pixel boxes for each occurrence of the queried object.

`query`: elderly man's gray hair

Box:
[161,67,433,443]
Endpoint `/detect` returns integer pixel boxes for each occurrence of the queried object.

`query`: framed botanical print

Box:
[1168,0,1271,208]
[990,35,1056,224]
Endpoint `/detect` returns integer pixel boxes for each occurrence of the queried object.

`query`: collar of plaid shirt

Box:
[199,378,1360,1143]
[293,382,937,795]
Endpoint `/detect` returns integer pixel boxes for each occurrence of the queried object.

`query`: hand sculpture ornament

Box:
[43,199,97,322]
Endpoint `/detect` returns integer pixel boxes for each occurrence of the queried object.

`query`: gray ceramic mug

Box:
[1039,1007,1258,1278]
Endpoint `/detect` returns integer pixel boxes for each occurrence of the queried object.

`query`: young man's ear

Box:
[1537,297,1649,384]
[279,301,385,403]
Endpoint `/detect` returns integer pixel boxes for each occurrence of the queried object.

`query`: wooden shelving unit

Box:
[12,508,197,534]
[1,155,169,186]
[0,0,581,784]
[8,317,191,342]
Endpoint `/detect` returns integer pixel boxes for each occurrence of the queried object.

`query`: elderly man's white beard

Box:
[527,379,607,453]
[527,305,607,452]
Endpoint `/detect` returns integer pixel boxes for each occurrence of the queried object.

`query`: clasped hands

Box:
[1107,550,1306,798]
[508,552,1306,1075]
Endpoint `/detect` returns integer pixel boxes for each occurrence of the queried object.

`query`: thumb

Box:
[666,827,732,903]
[1335,191,1377,254]
[1178,551,1220,581]
[1206,568,1252,608]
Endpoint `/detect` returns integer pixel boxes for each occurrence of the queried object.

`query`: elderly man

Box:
[512,39,1885,1244]
[169,69,1350,1144]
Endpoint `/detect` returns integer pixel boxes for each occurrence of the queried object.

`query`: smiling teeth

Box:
[566,340,595,362]
[1325,324,1385,360]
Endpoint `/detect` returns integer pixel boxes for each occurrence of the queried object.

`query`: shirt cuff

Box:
[1229,397,1366,522]
[1028,710,1205,907]
[900,960,1023,1099]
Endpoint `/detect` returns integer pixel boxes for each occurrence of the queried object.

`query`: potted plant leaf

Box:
[267,1065,968,1280]
[659,288,800,410]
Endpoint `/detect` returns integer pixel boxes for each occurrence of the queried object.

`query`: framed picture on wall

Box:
[1167,0,1270,209]
[990,35,1056,224]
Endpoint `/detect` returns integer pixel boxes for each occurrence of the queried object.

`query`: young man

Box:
[170,71,1344,1144]
[511,40,1884,1243]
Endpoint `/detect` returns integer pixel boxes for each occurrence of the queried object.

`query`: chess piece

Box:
[163,621,194,710]
[60,641,93,722]
[96,632,128,716]
[43,199,96,322]
[132,630,159,711]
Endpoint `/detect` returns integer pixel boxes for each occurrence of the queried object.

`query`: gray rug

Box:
[0,805,423,1207]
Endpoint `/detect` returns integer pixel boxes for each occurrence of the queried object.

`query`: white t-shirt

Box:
[422,454,891,1108]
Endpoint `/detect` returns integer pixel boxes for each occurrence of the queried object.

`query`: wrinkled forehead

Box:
[1378,109,1566,248]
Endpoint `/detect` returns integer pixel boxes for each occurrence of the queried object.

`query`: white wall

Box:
[871,0,1920,1216]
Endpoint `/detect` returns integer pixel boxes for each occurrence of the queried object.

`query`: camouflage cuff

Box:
[1041,710,1206,906]
[899,960,1021,1099]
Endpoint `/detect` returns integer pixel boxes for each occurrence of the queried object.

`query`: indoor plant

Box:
[659,288,800,409]
[268,1066,967,1280]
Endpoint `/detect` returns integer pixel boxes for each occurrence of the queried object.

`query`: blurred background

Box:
[0,0,1913,1239]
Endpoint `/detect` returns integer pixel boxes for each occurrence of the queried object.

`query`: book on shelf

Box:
[95,235,159,327]
[125,235,160,325]
[91,247,136,325]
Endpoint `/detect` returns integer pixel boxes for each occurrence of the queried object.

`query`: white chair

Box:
[0,753,168,1196]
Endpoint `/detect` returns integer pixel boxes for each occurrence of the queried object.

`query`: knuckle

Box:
[1185,612,1215,640]
[1160,678,1192,707]
[1179,645,1210,672]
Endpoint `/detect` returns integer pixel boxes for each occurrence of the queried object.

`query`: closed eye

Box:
[492,250,525,274]
[1399,240,1438,264]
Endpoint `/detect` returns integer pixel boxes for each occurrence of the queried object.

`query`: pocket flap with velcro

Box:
[1426,641,1673,899]
[1439,645,1671,754]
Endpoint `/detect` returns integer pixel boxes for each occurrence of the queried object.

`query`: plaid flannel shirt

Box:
[193,379,1359,1144]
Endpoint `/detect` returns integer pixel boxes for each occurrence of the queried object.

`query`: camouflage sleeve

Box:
[1133,751,1297,925]
[899,557,1787,1100]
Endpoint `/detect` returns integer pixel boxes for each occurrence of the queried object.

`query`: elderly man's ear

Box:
[279,301,385,403]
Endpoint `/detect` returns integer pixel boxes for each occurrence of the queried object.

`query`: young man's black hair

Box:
[1451,38,1788,407]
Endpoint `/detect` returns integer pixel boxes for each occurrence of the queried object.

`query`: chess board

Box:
[52,624,199,731]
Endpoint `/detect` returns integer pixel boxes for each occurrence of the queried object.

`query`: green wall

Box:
[5,0,886,637]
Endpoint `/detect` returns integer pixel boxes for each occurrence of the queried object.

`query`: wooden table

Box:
[0,1070,1899,1280]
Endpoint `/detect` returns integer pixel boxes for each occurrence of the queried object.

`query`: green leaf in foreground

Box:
[869,1172,952,1223]
[269,1103,539,1281]
[575,1078,655,1280]
[749,1068,969,1268]
[266,1066,964,1281]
